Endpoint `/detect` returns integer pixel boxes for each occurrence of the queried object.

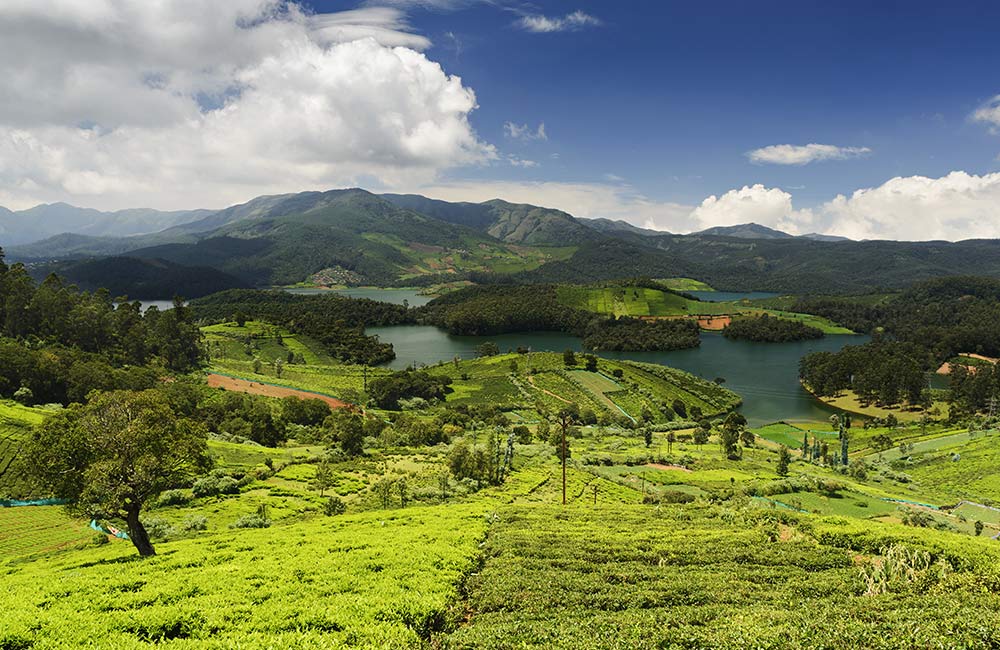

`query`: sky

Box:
[1,0,1000,240]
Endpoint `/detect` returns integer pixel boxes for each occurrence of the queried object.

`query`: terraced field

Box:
[0,506,93,560]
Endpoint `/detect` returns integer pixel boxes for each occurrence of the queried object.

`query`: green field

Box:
[657,277,715,292]
[447,504,1000,648]
[0,401,57,498]
[0,504,488,648]
[554,284,853,333]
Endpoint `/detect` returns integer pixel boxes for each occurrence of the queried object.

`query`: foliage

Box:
[723,313,824,342]
[368,370,453,410]
[23,390,212,556]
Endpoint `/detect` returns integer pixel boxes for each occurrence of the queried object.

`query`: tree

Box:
[672,399,688,419]
[476,341,500,357]
[313,461,334,497]
[25,390,210,557]
[563,349,577,367]
[693,421,710,448]
[667,431,676,454]
[975,520,984,536]
[328,412,365,457]
[557,404,579,504]
[740,428,755,448]
[777,445,791,477]
[840,427,850,466]
[720,412,745,460]
[642,427,653,448]
[801,432,810,460]
[871,433,893,458]
[584,354,598,372]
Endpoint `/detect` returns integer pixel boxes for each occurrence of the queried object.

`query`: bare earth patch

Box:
[207,373,350,409]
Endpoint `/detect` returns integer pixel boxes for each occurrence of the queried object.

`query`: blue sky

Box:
[323,0,1000,202]
[302,0,1000,238]
[1,1,1000,239]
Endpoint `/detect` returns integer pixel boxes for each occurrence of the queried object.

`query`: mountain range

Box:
[3,188,1000,297]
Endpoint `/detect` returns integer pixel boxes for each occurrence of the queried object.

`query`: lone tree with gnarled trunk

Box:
[25,390,211,557]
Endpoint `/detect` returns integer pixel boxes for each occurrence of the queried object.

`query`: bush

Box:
[142,518,177,540]
[92,533,109,546]
[191,476,220,498]
[156,489,190,507]
[217,476,241,495]
[229,514,270,529]
[323,495,347,516]
[182,515,209,532]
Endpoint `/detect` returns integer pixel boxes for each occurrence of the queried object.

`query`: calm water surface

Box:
[284,287,432,306]
[688,291,780,303]
[367,325,870,427]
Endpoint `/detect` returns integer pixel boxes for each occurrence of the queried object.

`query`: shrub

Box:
[191,476,220,498]
[217,476,241,495]
[323,495,347,516]
[156,490,190,507]
[229,514,270,529]
[142,518,177,540]
[182,516,208,532]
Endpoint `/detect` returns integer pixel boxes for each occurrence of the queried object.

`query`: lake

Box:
[688,291,780,303]
[367,325,870,427]
[284,287,433,306]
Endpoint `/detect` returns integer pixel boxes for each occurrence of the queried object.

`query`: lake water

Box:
[124,299,183,311]
[367,325,870,427]
[284,287,433,306]
[688,291,780,303]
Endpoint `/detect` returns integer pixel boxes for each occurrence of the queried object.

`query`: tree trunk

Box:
[126,505,156,557]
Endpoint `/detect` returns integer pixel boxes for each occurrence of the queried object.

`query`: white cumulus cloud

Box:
[747,143,872,165]
[690,185,815,234]
[0,1,494,211]
[971,95,1000,134]
[684,172,1000,241]
[517,10,601,33]
[504,121,547,142]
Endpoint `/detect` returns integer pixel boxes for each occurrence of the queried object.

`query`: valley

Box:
[5,197,1000,649]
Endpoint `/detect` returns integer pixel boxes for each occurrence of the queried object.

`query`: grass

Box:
[657,277,714,292]
[554,284,855,333]
[805,386,948,422]
[0,506,93,561]
[0,401,58,498]
[447,504,1000,649]
[0,504,489,648]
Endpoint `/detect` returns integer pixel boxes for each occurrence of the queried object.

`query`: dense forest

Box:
[795,277,1000,408]
[0,249,203,404]
[419,285,702,352]
[583,317,700,351]
[798,341,929,407]
[190,289,414,365]
[722,315,823,343]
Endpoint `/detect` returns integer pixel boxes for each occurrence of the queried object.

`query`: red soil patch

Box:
[696,315,731,330]
[207,374,351,409]
[645,463,692,473]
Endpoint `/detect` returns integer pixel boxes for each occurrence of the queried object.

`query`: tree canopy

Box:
[25,390,211,556]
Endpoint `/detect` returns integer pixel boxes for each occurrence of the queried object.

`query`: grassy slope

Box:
[0,401,56,499]
[555,285,853,333]
[448,504,1000,649]
[0,505,489,649]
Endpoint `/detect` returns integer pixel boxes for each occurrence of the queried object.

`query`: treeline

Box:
[190,289,415,365]
[583,317,700,351]
[0,250,202,404]
[723,315,823,343]
[420,285,592,336]
[793,277,1000,359]
[419,284,701,352]
[799,341,929,407]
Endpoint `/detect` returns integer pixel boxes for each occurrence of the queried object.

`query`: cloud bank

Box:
[0,1,494,210]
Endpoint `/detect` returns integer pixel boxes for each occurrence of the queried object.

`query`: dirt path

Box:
[207,373,351,409]
[645,463,692,473]
[526,375,572,403]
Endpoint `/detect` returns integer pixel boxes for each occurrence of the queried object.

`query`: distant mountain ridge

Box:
[9,188,1000,295]
[0,203,212,245]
